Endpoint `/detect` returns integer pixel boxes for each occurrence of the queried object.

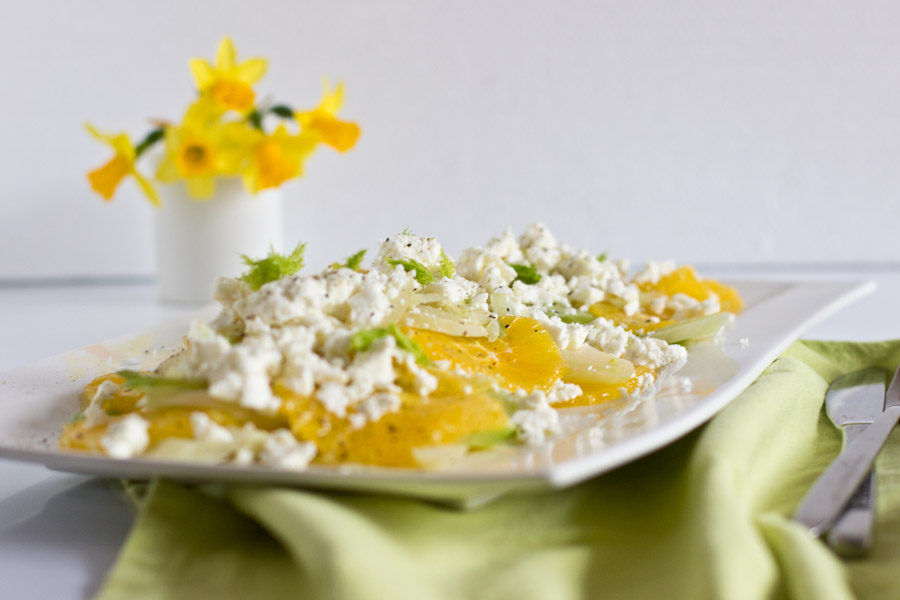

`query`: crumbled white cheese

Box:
[346,336,399,397]
[509,389,561,445]
[206,333,282,412]
[519,223,561,271]
[157,319,232,380]
[605,279,640,316]
[258,429,317,470]
[374,234,446,274]
[132,221,729,457]
[547,380,583,404]
[214,276,252,307]
[101,414,150,459]
[233,447,255,465]
[532,313,590,350]
[425,276,479,306]
[316,382,354,417]
[648,294,668,316]
[512,273,570,309]
[190,412,235,444]
[483,228,526,263]
[585,318,630,358]
[568,278,605,307]
[665,293,721,321]
[633,261,676,286]
[555,249,606,280]
[700,296,721,316]
[83,380,120,426]
[357,392,402,422]
[404,355,438,396]
[625,336,688,369]
[347,276,396,327]
[456,250,517,291]
[619,372,658,400]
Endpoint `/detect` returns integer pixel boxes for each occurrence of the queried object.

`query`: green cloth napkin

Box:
[95,340,900,600]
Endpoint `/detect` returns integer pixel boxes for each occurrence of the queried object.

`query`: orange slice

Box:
[642,266,743,315]
[276,372,509,468]
[554,365,655,408]
[405,316,565,393]
[587,302,673,334]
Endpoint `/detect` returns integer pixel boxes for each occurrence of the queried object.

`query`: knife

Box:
[793,363,900,537]
[821,367,885,555]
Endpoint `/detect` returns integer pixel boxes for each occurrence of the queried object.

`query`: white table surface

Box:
[1,269,897,599]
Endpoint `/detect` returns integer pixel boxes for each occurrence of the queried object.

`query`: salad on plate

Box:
[59,224,742,470]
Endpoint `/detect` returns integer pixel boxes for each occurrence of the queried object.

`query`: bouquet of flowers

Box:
[86,37,360,205]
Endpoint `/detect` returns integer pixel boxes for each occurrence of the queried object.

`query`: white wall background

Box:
[1,0,899,278]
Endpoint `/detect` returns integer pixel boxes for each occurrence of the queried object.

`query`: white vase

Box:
[154,178,284,304]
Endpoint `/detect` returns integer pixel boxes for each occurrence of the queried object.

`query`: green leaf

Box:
[269,104,295,118]
[463,428,517,449]
[387,258,433,285]
[345,249,367,271]
[240,242,306,291]
[387,323,430,365]
[248,108,264,130]
[70,410,85,424]
[348,327,390,353]
[559,312,596,325]
[331,249,367,271]
[348,324,430,365]
[117,370,207,393]
[544,305,595,325]
[134,128,164,158]
[439,250,455,278]
[509,263,542,285]
[597,252,608,262]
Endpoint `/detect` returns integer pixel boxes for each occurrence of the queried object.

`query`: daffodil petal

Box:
[216,148,244,175]
[87,155,130,200]
[85,123,113,144]
[285,133,318,159]
[132,170,161,207]
[209,79,255,113]
[217,37,236,72]
[321,79,344,113]
[222,120,263,147]
[242,170,260,195]
[292,110,313,129]
[184,97,223,125]
[188,58,215,91]
[155,156,181,182]
[321,119,360,152]
[187,176,216,199]
[236,58,267,84]
[110,133,136,160]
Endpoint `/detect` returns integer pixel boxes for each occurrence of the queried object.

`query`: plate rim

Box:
[0,278,877,500]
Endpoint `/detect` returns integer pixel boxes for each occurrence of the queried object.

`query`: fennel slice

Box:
[561,345,635,385]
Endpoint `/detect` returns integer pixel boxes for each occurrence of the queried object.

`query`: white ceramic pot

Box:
[154,178,284,304]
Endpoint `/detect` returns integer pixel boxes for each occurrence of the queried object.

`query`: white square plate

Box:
[0,279,874,507]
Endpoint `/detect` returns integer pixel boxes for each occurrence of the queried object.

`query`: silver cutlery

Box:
[821,367,885,555]
[793,363,900,543]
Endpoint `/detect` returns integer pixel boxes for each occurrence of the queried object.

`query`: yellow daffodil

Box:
[86,124,160,206]
[86,39,359,206]
[156,102,246,199]
[189,37,267,114]
[243,125,317,193]
[295,80,360,152]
